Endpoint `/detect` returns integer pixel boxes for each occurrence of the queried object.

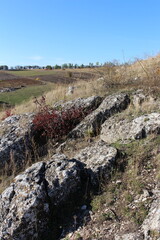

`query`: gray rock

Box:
[0,114,34,170]
[141,190,160,240]
[75,140,117,185]
[0,96,102,173]
[132,90,156,107]
[69,93,130,138]
[101,113,160,144]
[115,232,143,240]
[0,87,22,93]
[53,95,103,112]
[66,86,75,95]
[0,154,83,240]
[132,91,146,106]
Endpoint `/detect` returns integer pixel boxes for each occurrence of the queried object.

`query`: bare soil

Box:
[0,71,96,88]
[0,72,44,88]
[31,71,96,84]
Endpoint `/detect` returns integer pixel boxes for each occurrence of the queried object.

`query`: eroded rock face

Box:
[141,190,160,240]
[0,140,118,240]
[53,95,103,112]
[101,113,160,144]
[69,93,130,138]
[132,89,156,108]
[0,114,34,170]
[115,233,143,240]
[0,96,102,172]
[0,154,83,240]
[75,140,117,185]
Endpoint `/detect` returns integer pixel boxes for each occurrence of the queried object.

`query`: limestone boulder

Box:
[141,190,160,240]
[101,113,160,144]
[69,93,130,138]
[0,114,34,170]
[0,96,102,172]
[115,233,143,240]
[75,140,118,185]
[0,154,83,240]
[53,95,103,112]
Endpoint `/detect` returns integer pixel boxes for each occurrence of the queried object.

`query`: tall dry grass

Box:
[0,77,106,120]
[1,53,160,120]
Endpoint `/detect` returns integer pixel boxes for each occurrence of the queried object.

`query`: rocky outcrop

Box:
[75,140,117,185]
[0,141,118,240]
[0,87,23,93]
[141,190,160,240]
[69,93,130,138]
[101,112,160,144]
[115,233,143,240]
[0,96,102,172]
[116,190,160,240]
[132,89,156,107]
[0,114,34,171]
[2,90,160,240]
[0,154,84,240]
[53,95,103,112]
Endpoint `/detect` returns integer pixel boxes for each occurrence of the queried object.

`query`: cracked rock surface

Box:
[101,112,160,144]
[0,154,83,240]
[53,95,103,112]
[0,114,34,170]
[0,96,102,172]
[75,140,118,185]
[69,93,130,138]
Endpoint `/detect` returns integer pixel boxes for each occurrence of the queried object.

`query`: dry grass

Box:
[0,77,106,120]
[1,54,160,121]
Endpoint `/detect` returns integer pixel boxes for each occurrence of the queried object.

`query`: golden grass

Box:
[1,53,160,121]
[0,77,107,120]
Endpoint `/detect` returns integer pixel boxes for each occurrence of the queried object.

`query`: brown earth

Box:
[0,78,45,88]
[0,72,44,88]
[31,71,96,84]
[0,71,96,88]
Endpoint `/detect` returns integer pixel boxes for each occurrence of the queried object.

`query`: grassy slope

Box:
[7,70,59,77]
[0,83,55,105]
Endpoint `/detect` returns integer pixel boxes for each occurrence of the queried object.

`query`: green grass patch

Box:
[7,70,59,77]
[0,83,54,105]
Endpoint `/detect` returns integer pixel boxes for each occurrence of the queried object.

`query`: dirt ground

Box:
[0,70,96,88]
[0,72,45,88]
[34,71,96,84]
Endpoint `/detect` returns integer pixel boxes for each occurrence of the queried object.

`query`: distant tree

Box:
[103,61,115,67]
[46,65,52,70]
[89,63,94,68]
[68,63,73,69]
[0,65,9,70]
[62,63,68,69]
[54,64,61,69]
[15,65,22,70]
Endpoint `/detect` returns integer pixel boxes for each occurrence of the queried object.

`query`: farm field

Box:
[0,83,55,106]
[0,69,97,109]
[8,70,60,77]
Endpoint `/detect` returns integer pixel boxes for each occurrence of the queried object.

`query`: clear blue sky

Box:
[0,0,160,67]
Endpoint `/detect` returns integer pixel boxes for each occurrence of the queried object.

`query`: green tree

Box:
[46,65,52,70]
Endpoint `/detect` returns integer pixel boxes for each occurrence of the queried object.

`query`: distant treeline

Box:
[0,60,123,71]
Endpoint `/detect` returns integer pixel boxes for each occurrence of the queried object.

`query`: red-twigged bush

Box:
[32,96,87,141]
[1,109,13,121]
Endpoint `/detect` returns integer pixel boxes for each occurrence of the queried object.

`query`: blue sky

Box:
[0,0,160,67]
